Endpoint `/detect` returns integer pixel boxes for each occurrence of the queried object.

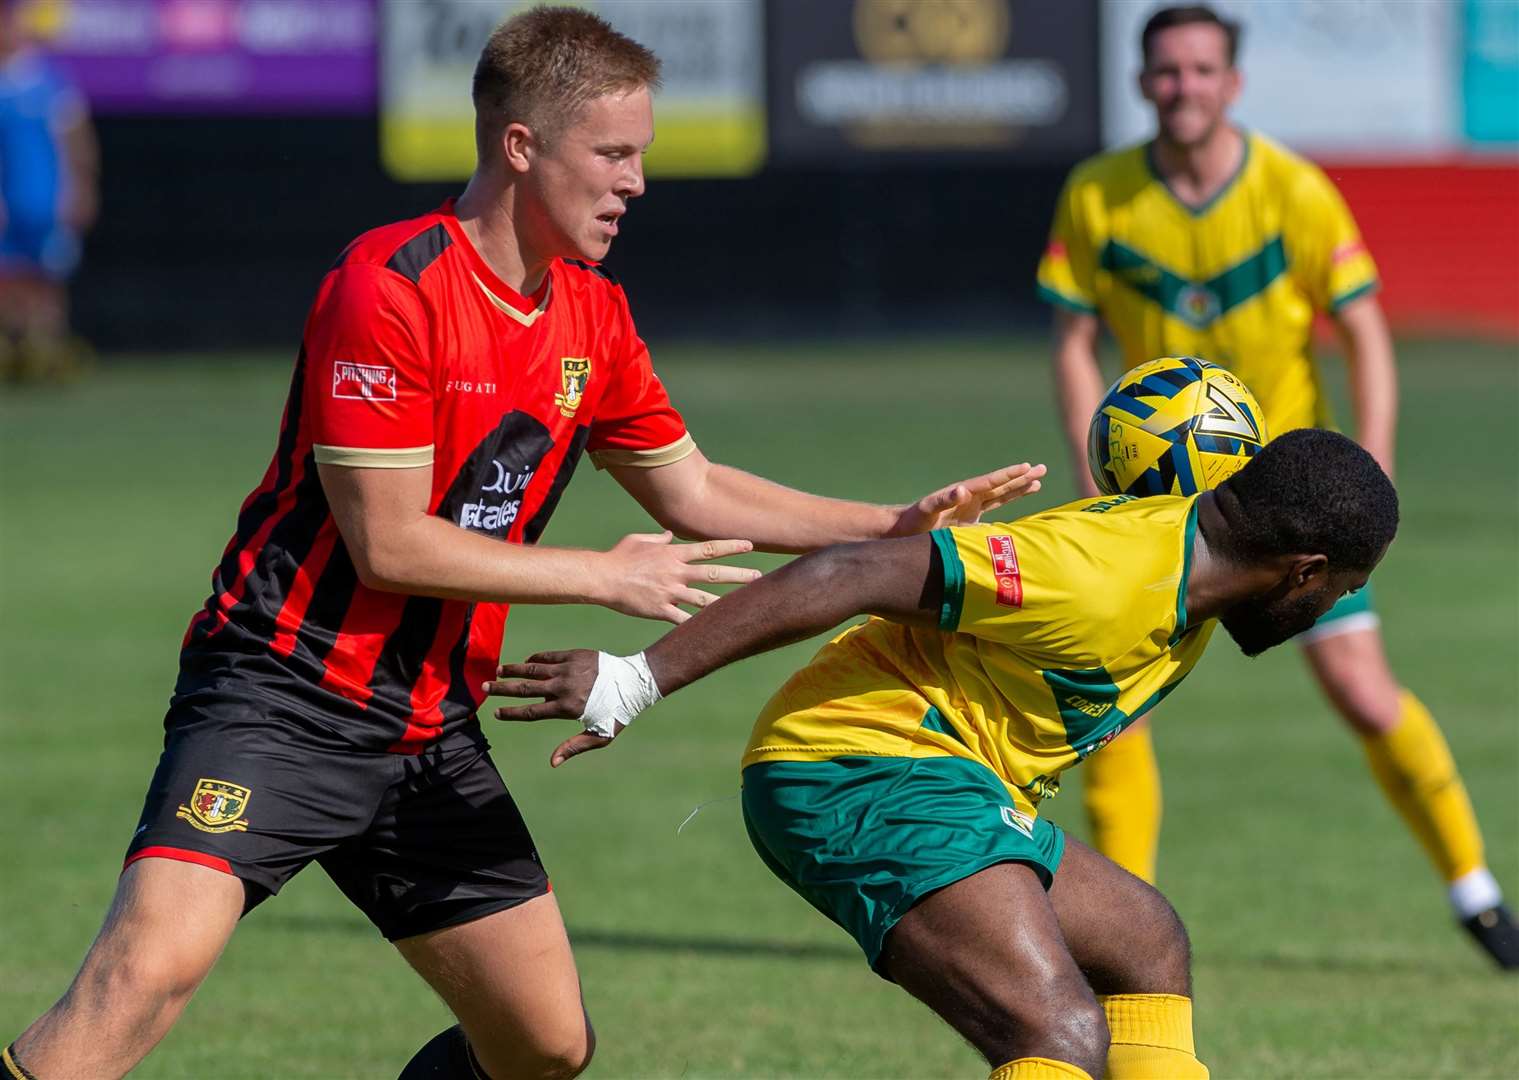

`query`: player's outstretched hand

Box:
[888,462,1047,536]
[484,651,620,767]
[601,531,762,623]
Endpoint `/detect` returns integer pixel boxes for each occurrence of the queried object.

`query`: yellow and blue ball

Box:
[1087,356,1268,497]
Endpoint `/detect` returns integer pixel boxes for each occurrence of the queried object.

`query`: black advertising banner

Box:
[768,0,1099,166]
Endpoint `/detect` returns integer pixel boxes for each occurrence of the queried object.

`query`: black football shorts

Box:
[125,690,549,941]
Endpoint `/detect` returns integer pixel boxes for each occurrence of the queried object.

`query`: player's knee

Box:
[478,1011,594,1080]
[973,980,1107,1072]
[1336,684,1402,735]
[1129,884,1191,995]
[1013,991,1109,1073]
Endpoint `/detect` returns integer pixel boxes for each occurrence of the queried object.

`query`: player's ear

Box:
[1286,553,1329,592]
[502,122,535,174]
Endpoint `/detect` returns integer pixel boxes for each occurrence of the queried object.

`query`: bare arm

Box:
[1051,308,1104,499]
[1331,294,1398,480]
[485,534,944,763]
[611,446,1044,554]
[60,112,99,232]
[318,462,759,623]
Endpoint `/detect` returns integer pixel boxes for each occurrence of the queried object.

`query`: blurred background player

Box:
[1036,2,1517,968]
[0,0,96,382]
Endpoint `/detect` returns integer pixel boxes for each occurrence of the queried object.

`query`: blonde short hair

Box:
[473,6,661,157]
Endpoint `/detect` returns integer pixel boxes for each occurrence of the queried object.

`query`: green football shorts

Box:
[741,754,1065,974]
[1296,582,1378,644]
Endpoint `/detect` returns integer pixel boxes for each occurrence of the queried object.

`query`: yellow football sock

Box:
[1102,993,1209,1078]
[989,1058,1093,1080]
[1360,690,1485,883]
[1082,724,1162,883]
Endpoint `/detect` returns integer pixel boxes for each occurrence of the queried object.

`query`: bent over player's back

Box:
[744,494,1214,817]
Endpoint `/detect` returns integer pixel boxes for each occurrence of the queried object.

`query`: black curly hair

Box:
[1210,429,1398,571]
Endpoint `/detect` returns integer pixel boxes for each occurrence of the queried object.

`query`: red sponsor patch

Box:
[986,534,1022,608]
[1044,239,1068,260]
[332,361,397,401]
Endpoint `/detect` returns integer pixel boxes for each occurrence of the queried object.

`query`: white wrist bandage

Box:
[579,651,662,739]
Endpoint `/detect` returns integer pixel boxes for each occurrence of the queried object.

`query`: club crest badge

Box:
[1177,284,1220,328]
[554,357,591,418]
[177,778,252,834]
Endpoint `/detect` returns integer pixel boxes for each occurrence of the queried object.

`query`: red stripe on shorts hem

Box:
[123,846,234,876]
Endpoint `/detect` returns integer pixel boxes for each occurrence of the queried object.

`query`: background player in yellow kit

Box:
[1035,3,1516,967]
[485,429,1400,1080]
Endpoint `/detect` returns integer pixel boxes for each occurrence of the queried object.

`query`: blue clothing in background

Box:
[0,48,85,278]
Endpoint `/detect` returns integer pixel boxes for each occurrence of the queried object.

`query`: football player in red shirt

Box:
[3,9,1045,1080]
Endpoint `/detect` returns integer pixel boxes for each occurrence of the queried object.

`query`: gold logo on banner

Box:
[854,0,1010,65]
[177,778,252,834]
[554,357,591,418]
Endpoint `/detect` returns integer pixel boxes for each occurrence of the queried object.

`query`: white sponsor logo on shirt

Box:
[332,362,397,401]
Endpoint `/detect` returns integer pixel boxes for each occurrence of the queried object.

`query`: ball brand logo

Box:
[332,361,397,402]
[986,533,1022,608]
[460,462,535,532]
[1197,382,1262,441]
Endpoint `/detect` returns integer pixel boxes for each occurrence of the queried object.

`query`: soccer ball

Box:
[1087,356,1268,497]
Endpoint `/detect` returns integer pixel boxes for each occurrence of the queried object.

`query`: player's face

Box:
[525,87,652,263]
[1139,24,1241,148]
[1221,567,1372,657]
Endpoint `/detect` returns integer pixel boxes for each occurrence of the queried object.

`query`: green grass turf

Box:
[1,337,1516,1078]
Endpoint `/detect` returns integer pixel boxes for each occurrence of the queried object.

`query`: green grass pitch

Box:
[2,337,1516,1078]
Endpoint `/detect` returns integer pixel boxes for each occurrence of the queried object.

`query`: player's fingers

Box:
[690,564,763,585]
[978,473,1044,505]
[979,478,1042,511]
[492,661,558,682]
[620,530,675,547]
[677,538,755,562]
[481,678,550,699]
[662,605,692,624]
[961,463,1034,494]
[676,588,721,609]
[550,733,612,768]
[494,700,575,722]
[523,650,576,665]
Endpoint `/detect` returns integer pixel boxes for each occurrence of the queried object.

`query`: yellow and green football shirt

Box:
[1036,131,1379,435]
[742,494,1215,819]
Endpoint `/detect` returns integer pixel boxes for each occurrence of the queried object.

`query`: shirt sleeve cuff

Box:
[930,528,965,631]
[1036,282,1098,315]
[1328,280,1379,312]
[588,432,697,471]
[312,444,434,468]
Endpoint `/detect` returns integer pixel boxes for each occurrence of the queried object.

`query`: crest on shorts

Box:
[1000,805,1035,839]
[554,357,591,417]
[176,778,252,834]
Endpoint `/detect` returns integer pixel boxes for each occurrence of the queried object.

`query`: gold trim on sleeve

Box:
[313,444,435,468]
[588,432,696,470]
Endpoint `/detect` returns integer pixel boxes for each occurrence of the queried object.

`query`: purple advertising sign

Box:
[39,0,375,113]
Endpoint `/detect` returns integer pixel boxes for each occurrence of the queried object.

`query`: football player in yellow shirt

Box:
[487,430,1398,1080]
[1036,3,1516,968]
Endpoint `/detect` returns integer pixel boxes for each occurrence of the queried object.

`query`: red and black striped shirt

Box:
[179,201,692,752]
